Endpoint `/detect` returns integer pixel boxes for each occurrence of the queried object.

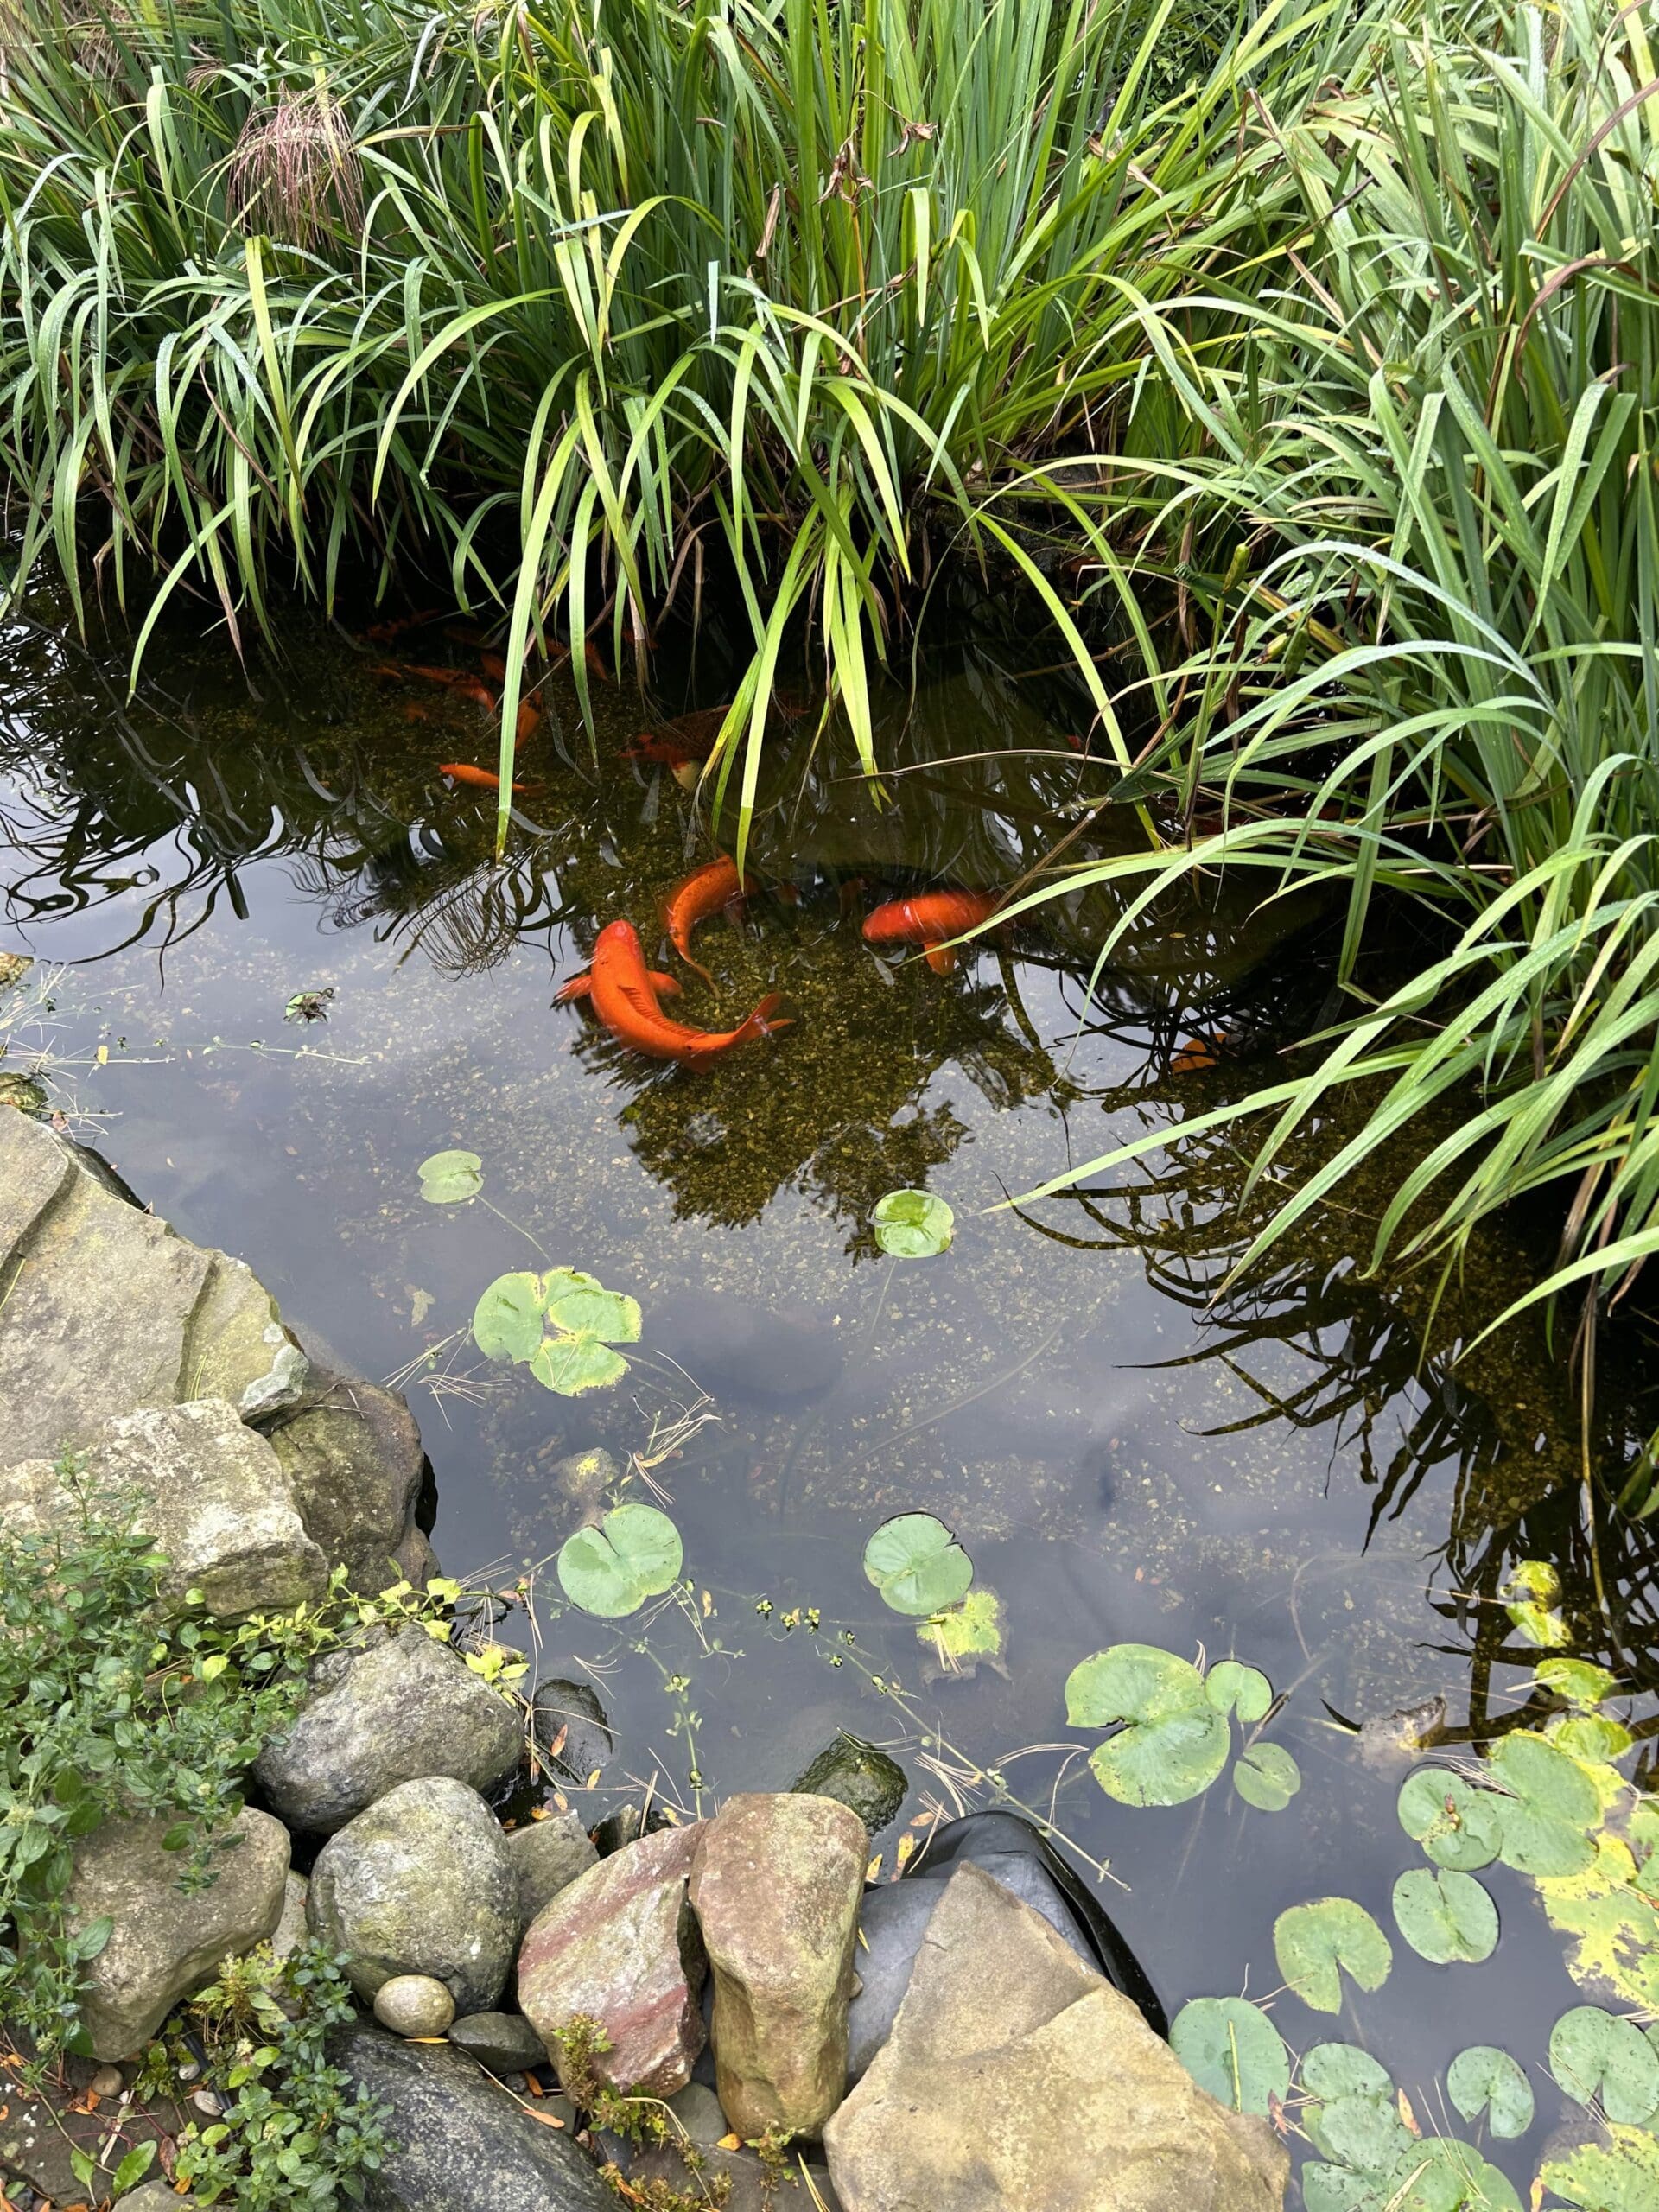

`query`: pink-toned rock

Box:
[688,1792,866,2139]
[517,1823,705,2098]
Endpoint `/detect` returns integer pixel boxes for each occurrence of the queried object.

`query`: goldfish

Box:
[1171,1033,1224,1074]
[622,705,730,770]
[663,857,755,983]
[556,919,790,1065]
[438,762,532,795]
[861,890,1001,976]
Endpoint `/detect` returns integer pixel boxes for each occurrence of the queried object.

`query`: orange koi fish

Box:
[556,920,790,1065]
[663,857,755,984]
[438,762,531,795]
[621,707,731,770]
[1171,1032,1224,1075]
[862,890,1001,976]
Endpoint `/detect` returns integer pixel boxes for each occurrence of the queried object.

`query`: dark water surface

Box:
[3,605,1656,2199]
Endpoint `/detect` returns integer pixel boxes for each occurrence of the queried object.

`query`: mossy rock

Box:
[791,1733,908,1836]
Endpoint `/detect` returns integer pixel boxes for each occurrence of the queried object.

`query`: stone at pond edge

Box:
[269,1376,432,1587]
[593,1802,674,1856]
[1,1398,327,1618]
[518,1822,705,2099]
[790,1734,907,1835]
[824,1863,1287,2212]
[689,1791,866,2139]
[255,1627,522,1833]
[374,1975,457,2037]
[531,1676,615,1783]
[335,2021,614,2212]
[66,1809,290,2060]
[624,2141,845,2212]
[308,1777,518,2013]
[507,1811,599,1926]
[270,1870,309,1961]
[448,2012,547,2076]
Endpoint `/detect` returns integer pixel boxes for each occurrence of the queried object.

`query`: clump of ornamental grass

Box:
[225,86,363,245]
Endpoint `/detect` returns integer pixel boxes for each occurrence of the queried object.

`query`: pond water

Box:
[3,601,1656,2201]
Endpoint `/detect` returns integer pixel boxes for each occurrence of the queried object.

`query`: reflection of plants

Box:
[474,1268,643,1396]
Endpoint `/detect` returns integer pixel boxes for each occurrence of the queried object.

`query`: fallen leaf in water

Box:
[718,2134,741,2152]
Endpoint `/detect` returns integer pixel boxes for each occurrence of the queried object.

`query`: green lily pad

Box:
[1446,2046,1534,2139]
[540,1268,644,1343]
[1503,1558,1568,1647]
[1170,1997,1289,2115]
[1392,1868,1498,1965]
[417,1147,483,1203]
[531,1335,631,1395]
[1490,1732,1599,1877]
[1397,1768,1503,1872]
[1307,2089,1411,2173]
[1302,2045,1395,2101]
[472,1267,641,1396]
[1549,2006,1659,2124]
[1065,1643,1230,1808]
[1206,1660,1272,1723]
[872,1188,955,1258]
[1544,2122,1659,2212]
[1550,1714,1635,1762]
[557,1503,683,1618]
[863,1513,973,1616]
[1274,1897,1393,2014]
[473,1271,545,1362]
[1539,1659,1619,1708]
[1233,1742,1301,1812]
[917,1586,1006,1677]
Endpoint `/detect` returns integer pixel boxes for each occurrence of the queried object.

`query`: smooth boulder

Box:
[255,1629,522,1833]
[269,1376,431,1588]
[66,1809,289,2059]
[824,1864,1288,2212]
[336,2022,613,2212]
[308,1777,518,2012]
[518,1823,704,2098]
[448,2011,547,2075]
[1,1399,327,1618]
[531,1677,614,1784]
[374,1975,456,2037]
[688,1791,865,2139]
[507,1810,599,1924]
[791,1733,907,1834]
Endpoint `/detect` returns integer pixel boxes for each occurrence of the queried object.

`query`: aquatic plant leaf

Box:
[1066,1643,1229,1807]
[862,1513,973,1616]
[1300,2164,1385,2212]
[1302,2046,1395,2101]
[917,1587,1005,1674]
[1550,2007,1659,2123]
[473,1272,544,1363]
[1503,1559,1568,1647]
[1392,1869,1499,1965]
[1274,1897,1393,2013]
[1551,1714,1636,1762]
[531,1336,630,1395]
[1206,1660,1272,1723]
[1539,1659,1620,1708]
[557,1503,683,1618]
[1397,1769,1503,1872]
[1446,2046,1534,2138]
[540,1269,642,1344]
[1543,2122,1659,2212]
[871,1188,955,1258]
[1234,1742,1301,1811]
[1170,1997,1289,2115]
[1537,1835,1659,2013]
[416,1147,482,1203]
[1489,1732,1599,1877]
[1307,2088,1411,2173]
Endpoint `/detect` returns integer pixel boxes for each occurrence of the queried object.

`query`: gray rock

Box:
[335,2021,613,2211]
[270,1377,431,1588]
[592,1802,674,1857]
[823,1864,1288,2212]
[506,1812,599,1925]
[66,1809,290,2059]
[518,1823,706,2098]
[107,2187,188,2212]
[790,1735,907,1835]
[308,1777,518,2012]
[255,1628,522,1833]
[664,2080,728,2146]
[448,2011,546,2075]
[374,1974,457,2037]
[270,1870,310,1961]
[531,1678,613,1783]
[1,1400,327,1618]
[689,1792,865,2139]
[186,1251,310,1419]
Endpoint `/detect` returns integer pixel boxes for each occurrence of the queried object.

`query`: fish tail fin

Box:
[925,942,957,976]
[554,972,593,1003]
[734,993,791,1044]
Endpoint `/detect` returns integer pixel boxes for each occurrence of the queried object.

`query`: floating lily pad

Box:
[1207,1660,1273,1723]
[1549,2006,1659,2124]
[1539,1659,1619,1708]
[1550,1714,1635,1762]
[1503,1559,1568,1648]
[1302,2045,1395,2101]
[472,1267,641,1396]
[1544,2122,1659,2212]
[557,1503,683,1618]
[1065,1643,1230,1808]
[1392,1868,1498,1965]
[1446,2046,1534,2139]
[872,1188,955,1258]
[918,1586,1006,1678]
[1274,1897,1393,2014]
[417,1147,483,1203]
[473,1271,545,1362]
[1397,1768,1503,1872]
[1170,1998,1289,2115]
[863,1513,974,1616]
[1489,1732,1599,1878]
[1234,1742,1301,1812]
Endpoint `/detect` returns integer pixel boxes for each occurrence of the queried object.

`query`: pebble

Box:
[192,2088,226,2117]
[89,2066,126,2099]
[373,1973,458,2037]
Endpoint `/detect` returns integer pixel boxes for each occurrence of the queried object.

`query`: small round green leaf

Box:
[540,1270,642,1344]
[1549,2007,1659,2124]
[863,1514,973,1616]
[531,1335,631,1396]
[1170,1998,1289,2115]
[473,1272,545,1363]
[1489,1732,1599,1877]
[1274,1897,1393,2014]
[417,1147,482,1203]
[1066,1643,1228,1807]
[1549,1714,1634,1762]
[1392,1868,1498,1965]
[918,1587,1006,1674]
[1538,1659,1619,1708]
[1207,1660,1272,1723]
[1503,1559,1568,1648]
[1302,2045,1394,2101]
[871,1188,955,1258]
[1396,1769,1503,1872]
[1309,2090,1410,2174]
[556,1503,683,1618]
[1233,1742,1301,1812]
[1446,2046,1534,2139]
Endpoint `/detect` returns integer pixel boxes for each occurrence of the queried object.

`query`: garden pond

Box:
[3,601,1658,2209]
